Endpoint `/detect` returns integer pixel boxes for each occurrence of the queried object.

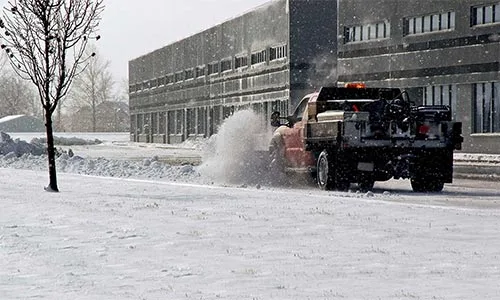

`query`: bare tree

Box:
[0,51,7,70]
[114,77,129,103]
[71,44,113,132]
[0,0,104,192]
[0,70,38,117]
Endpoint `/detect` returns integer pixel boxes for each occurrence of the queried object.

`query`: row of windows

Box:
[251,49,267,65]
[270,44,287,61]
[472,3,500,25]
[345,21,390,43]
[424,82,500,134]
[345,3,500,43]
[474,82,500,134]
[424,84,456,107]
[132,81,499,138]
[132,100,289,138]
[406,12,455,35]
[130,44,288,93]
[424,84,457,121]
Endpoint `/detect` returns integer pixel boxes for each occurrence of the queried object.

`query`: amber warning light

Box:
[345,82,366,89]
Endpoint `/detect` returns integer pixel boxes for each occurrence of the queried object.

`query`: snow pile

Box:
[0,152,200,182]
[0,132,45,157]
[0,132,200,182]
[198,110,272,185]
[31,136,103,146]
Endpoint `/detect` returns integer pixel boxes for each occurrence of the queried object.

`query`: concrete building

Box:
[129,0,500,154]
[128,0,337,144]
[338,0,500,153]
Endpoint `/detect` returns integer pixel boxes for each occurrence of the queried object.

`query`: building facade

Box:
[338,0,500,153]
[129,0,500,154]
[128,0,337,144]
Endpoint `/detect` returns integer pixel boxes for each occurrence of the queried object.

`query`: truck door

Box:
[282,97,316,169]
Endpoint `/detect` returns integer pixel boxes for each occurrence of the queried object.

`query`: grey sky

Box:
[100,0,272,81]
[0,0,270,82]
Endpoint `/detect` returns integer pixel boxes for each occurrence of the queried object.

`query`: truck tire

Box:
[335,169,350,192]
[334,152,351,192]
[317,150,336,190]
[358,177,375,192]
[410,178,444,193]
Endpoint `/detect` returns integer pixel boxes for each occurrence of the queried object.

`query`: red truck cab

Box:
[269,92,319,173]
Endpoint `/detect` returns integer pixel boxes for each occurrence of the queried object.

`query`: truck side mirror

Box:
[271,111,281,127]
[286,115,297,127]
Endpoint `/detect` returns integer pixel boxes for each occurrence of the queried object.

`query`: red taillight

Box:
[418,124,431,135]
[345,82,366,89]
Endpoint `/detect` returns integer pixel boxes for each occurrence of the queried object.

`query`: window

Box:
[151,113,158,134]
[472,3,500,25]
[272,99,289,117]
[235,55,248,69]
[195,66,206,77]
[150,78,158,89]
[159,112,166,135]
[186,108,196,135]
[174,71,184,82]
[424,85,457,119]
[270,44,287,61]
[473,82,500,133]
[165,74,174,85]
[158,76,166,86]
[293,97,310,121]
[345,21,390,43]
[251,49,267,65]
[175,110,183,134]
[405,11,455,35]
[184,68,194,80]
[220,58,232,72]
[197,107,206,136]
[207,62,219,75]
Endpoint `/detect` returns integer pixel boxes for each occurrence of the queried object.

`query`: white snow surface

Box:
[1,112,500,299]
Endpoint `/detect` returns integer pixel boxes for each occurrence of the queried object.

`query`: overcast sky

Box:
[99,0,271,81]
[0,0,270,82]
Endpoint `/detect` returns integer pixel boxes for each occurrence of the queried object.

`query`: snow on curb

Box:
[454,153,500,164]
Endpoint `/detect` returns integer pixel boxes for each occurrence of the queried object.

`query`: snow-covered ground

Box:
[1,111,500,299]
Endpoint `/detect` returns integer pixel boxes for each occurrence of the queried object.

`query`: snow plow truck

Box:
[269,83,463,192]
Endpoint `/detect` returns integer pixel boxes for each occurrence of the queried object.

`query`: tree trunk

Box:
[44,107,59,192]
[56,103,62,131]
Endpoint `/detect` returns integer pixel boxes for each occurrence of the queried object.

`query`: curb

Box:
[453,162,500,181]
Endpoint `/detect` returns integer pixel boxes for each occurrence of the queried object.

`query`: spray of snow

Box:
[198,110,272,185]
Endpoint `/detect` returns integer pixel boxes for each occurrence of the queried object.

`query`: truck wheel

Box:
[317,150,336,190]
[410,178,444,193]
[427,180,444,192]
[334,155,350,192]
[335,171,350,192]
[359,178,375,192]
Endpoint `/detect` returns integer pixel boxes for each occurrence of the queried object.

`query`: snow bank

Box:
[0,132,200,183]
[0,132,45,157]
[31,136,102,146]
[0,152,200,182]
